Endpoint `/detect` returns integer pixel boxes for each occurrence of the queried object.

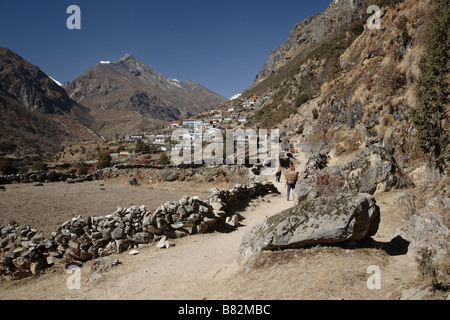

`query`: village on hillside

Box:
[115,95,271,154]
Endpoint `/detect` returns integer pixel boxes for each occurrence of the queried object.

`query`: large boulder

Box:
[163,171,179,182]
[239,193,380,259]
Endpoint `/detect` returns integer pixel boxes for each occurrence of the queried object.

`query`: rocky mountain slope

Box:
[0,48,100,157]
[0,47,77,115]
[64,54,227,138]
[235,0,448,292]
[0,48,226,154]
[242,0,440,171]
[291,0,432,168]
[252,0,371,87]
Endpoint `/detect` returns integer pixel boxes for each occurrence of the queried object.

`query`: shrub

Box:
[18,167,28,175]
[377,61,406,94]
[295,93,310,108]
[77,164,89,175]
[32,162,48,171]
[415,248,450,290]
[158,153,170,166]
[97,153,112,169]
[349,20,365,35]
[375,0,404,8]
[134,139,150,153]
[0,160,18,175]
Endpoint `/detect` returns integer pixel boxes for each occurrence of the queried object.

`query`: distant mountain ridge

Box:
[64,54,227,137]
[0,47,227,153]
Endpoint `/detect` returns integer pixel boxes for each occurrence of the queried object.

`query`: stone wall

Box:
[0,179,277,279]
[0,163,250,185]
[0,171,77,185]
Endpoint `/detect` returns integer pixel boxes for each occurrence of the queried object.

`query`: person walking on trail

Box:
[284,167,299,201]
[275,160,282,182]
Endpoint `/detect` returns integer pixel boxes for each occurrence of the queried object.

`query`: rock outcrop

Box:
[392,188,450,261]
[252,0,370,86]
[393,210,449,260]
[239,193,380,259]
[298,0,427,168]
[294,145,412,203]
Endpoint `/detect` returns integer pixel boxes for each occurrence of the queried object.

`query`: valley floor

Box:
[0,171,431,300]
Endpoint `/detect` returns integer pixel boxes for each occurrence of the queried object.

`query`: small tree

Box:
[134,139,150,153]
[97,153,112,169]
[295,93,310,108]
[77,163,89,175]
[32,162,48,172]
[158,153,170,166]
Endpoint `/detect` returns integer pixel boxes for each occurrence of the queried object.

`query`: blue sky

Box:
[0,0,331,98]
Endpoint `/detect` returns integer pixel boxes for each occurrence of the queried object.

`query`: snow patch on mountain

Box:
[49,77,62,87]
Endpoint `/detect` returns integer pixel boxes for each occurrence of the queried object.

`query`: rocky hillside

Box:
[293,0,432,168]
[64,54,227,138]
[0,87,99,158]
[234,0,449,292]
[251,0,371,87]
[0,48,100,158]
[242,0,443,170]
[0,47,77,115]
[0,48,226,155]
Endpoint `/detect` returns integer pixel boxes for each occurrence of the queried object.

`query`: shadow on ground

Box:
[341,235,410,256]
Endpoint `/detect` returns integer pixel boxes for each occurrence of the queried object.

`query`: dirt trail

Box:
[83,178,293,300]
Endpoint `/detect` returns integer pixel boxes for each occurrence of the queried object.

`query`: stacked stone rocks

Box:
[0,171,77,185]
[0,180,277,279]
[0,222,50,279]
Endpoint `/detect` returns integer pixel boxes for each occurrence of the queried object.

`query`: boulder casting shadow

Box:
[239,193,381,259]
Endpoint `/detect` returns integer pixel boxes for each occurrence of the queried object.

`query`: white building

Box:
[154,135,167,144]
